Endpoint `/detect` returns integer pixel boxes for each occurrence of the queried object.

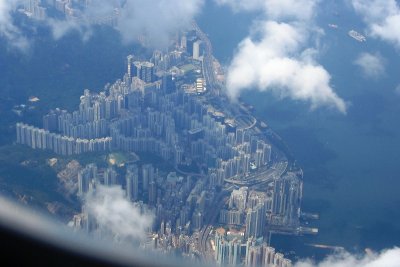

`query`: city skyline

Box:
[14,24,303,267]
[1,1,400,267]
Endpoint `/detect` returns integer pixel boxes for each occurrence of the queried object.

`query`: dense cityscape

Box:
[2,0,400,266]
[12,1,313,267]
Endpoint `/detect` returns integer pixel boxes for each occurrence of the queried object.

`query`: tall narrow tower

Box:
[127,55,134,79]
[126,164,139,201]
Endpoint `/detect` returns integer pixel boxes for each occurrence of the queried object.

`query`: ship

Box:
[348,30,366,42]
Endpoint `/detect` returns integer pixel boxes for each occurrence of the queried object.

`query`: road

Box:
[192,21,220,95]
[234,114,257,130]
[224,161,288,187]
[197,190,229,261]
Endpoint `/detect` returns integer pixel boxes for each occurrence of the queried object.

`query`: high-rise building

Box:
[78,164,97,196]
[244,242,293,267]
[162,74,176,94]
[103,167,118,186]
[215,228,243,266]
[148,181,157,205]
[245,244,261,267]
[272,173,303,226]
[192,211,203,231]
[132,61,155,83]
[186,36,197,56]
[180,35,187,51]
[142,164,154,192]
[245,203,266,239]
[229,187,248,211]
[127,55,134,79]
[192,40,203,60]
[43,109,59,132]
[126,164,139,201]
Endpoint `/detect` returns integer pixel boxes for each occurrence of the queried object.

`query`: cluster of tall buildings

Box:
[127,60,156,83]
[77,163,98,196]
[181,33,205,61]
[18,47,273,184]
[71,158,218,260]
[21,0,119,26]
[220,188,270,239]
[22,0,47,19]
[219,173,303,237]
[16,122,111,155]
[15,30,304,265]
[74,158,214,238]
[214,228,292,267]
[270,173,303,227]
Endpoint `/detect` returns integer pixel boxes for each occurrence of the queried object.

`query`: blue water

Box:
[198,0,400,259]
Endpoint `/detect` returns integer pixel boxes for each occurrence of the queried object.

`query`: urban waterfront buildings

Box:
[215,228,292,267]
[16,28,303,266]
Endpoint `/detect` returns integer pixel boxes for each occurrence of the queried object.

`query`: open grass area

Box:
[107,152,138,167]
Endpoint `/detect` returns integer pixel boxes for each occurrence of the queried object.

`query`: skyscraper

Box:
[272,173,302,226]
[127,54,134,79]
[126,164,139,201]
[78,164,97,196]
[193,40,203,60]
[214,228,242,266]
[245,203,266,239]
[142,164,154,192]
[186,36,197,56]
[132,61,155,83]
[103,167,118,186]
[148,181,157,205]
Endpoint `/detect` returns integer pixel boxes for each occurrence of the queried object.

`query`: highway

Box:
[192,21,220,95]
[234,114,257,130]
[224,161,288,187]
[197,190,229,261]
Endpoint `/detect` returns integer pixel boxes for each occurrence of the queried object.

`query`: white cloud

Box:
[219,0,347,113]
[0,0,204,48]
[61,0,204,46]
[1,0,346,112]
[47,18,91,41]
[354,52,386,79]
[214,0,264,12]
[117,0,203,46]
[0,0,29,50]
[352,0,400,49]
[84,185,154,243]
[295,247,400,267]
[214,0,318,20]
[395,84,400,95]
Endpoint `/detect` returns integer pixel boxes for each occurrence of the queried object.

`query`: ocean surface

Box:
[198,0,400,260]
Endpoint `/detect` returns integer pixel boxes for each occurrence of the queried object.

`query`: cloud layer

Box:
[354,52,386,79]
[352,0,400,49]
[0,0,28,49]
[0,0,204,48]
[85,185,154,242]
[295,248,400,267]
[395,84,400,95]
[1,1,348,111]
[117,0,203,46]
[219,0,347,113]
[215,0,318,20]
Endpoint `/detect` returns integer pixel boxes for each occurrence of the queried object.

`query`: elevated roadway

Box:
[224,161,288,187]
